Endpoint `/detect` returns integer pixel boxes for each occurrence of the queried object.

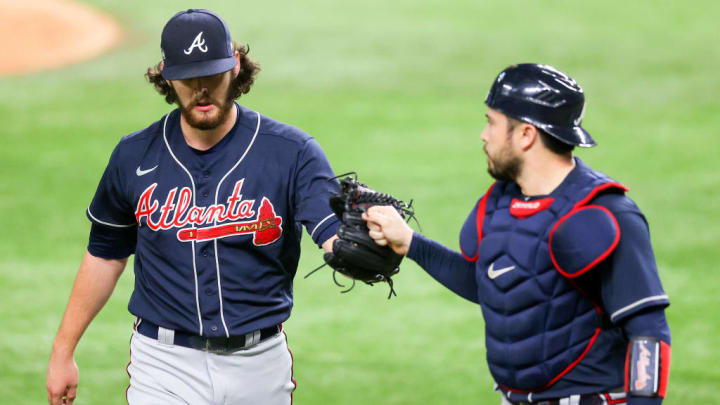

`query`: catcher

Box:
[307,173,415,298]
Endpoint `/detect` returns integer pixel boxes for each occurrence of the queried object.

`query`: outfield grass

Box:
[1,1,718,403]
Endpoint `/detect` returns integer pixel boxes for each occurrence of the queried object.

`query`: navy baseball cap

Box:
[160,9,236,80]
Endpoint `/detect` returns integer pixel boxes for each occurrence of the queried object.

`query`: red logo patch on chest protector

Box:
[509,197,555,218]
[134,179,283,246]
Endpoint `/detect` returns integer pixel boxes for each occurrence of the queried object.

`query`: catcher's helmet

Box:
[485,63,596,147]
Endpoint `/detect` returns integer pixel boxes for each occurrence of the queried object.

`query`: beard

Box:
[485,144,522,182]
[176,81,235,130]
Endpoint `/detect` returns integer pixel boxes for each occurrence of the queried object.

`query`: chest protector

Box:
[461,159,627,392]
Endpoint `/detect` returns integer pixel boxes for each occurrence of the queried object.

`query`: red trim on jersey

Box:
[658,341,671,398]
[549,205,621,279]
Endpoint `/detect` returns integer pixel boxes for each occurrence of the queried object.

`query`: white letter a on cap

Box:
[184,32,208,55]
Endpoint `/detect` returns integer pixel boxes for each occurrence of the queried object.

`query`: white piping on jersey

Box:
[212,107,261,338]
[610,294,669,321]
[310,213,336,241]
[86,207,136,228]
[162,113,204,336]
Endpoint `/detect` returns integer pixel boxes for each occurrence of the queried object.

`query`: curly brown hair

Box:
[145,41,260,104]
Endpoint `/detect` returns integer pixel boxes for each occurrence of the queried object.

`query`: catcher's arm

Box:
[363,205,414,255]
[365,205,479,302]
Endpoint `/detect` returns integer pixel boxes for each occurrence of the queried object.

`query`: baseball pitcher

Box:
[46,9,343,404]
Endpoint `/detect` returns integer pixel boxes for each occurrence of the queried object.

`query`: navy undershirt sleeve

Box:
[87,223,137,259]
[407,232,478,303]
[621,308,671,345]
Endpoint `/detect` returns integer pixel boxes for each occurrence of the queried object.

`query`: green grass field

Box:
[1,1,718,403]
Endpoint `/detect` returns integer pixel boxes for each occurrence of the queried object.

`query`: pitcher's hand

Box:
[47,352,79,405]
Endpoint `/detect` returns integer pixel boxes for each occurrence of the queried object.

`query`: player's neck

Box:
[180,104,238,151]
[516,153,575,197]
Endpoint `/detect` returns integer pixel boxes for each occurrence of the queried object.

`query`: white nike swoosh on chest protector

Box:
[487,262,516,279]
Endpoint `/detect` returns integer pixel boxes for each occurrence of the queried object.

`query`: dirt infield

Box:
[0,0,121,76]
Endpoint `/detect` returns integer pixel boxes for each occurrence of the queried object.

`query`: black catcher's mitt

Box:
[306,173,415,299]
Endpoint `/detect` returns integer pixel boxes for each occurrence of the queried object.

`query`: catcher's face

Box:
[481,108,523,182]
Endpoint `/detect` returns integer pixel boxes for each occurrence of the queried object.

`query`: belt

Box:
[135,319,281,354]
[505,391,626,405]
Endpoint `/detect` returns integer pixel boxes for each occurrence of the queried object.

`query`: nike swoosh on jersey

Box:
[487,262,516,279]
[136,165,158,176]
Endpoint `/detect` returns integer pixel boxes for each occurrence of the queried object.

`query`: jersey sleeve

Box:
[593,193,670,323]
[293,138,341,246]
[86,143,138,258]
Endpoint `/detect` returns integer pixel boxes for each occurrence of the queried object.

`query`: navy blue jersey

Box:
[86,103,340,338]
[408,161,669,400]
